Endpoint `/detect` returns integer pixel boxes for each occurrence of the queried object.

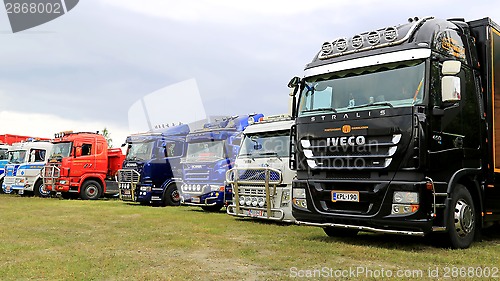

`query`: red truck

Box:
[0,134,49,145]
[42,131,124,199]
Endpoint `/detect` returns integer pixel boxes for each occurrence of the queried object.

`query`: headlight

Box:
[393,192,419,204]
[245,197,252,206]
[59,180,67,185]
[391,191,419,216]
[140,186,151,192]
[239,196,245,206]
[292,188,307,209]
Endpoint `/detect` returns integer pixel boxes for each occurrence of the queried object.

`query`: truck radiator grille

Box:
[117,169,140,184]
[226,168,282,185]
[301,134,401,170]
[41,165,60,179]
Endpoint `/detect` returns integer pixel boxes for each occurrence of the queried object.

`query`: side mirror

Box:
[288,76,301,89]
[442,76,461,102]
[441,60,461,103]
[442,60,461,75]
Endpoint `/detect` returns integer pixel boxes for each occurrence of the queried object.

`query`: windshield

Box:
[50,142,72,160]
[185,141,225,162]
[8,150,27,164]
[239,130,290,158]
[298,60,425,116]
[0,148,8,160]
[126,141,154,161]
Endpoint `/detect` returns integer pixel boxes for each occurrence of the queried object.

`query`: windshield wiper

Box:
[259,151,282,161]
[302,107,337,113]
[348,102,393,110]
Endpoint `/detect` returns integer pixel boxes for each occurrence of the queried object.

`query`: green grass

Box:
[0,194,499,280]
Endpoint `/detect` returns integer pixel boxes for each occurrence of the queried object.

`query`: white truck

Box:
[2,140,54,197]
[226,115,296,222]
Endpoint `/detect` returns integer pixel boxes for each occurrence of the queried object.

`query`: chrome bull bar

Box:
[226,167,282,220]
[117,169,140,201]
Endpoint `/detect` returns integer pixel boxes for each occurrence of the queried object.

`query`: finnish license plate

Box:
[247,209,263,217]
[331,191,359,202]
[191,197,200,203]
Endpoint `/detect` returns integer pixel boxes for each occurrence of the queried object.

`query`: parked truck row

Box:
[2,16,500,249]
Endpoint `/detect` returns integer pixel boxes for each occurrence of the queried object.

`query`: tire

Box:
[445,184,476,249]
[80,180,102,200]
[163,183,181,206]
[323,227,359,237]
[0,178,4,194]
[34,179,51,198]
[201,204,223,212]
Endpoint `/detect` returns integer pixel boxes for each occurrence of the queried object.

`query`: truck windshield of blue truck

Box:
[8,150,26,164]
[126,141,154,161]
[239,131,290,159]
[298,60,425,117]
[50,142,72,160]
[185,141,225,162]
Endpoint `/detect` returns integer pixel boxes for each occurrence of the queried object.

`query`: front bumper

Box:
[292,178,436,235]
[181,190,227,206]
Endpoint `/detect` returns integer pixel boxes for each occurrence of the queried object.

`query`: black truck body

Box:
[290,17,500,248]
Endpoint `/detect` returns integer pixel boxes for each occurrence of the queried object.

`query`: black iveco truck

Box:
[289,17,500,248]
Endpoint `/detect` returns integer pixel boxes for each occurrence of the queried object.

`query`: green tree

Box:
[102,127,113,148]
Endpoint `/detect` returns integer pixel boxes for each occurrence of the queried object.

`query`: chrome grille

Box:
[301,134,401,170]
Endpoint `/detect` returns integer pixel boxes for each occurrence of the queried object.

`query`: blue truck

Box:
[117,124,189,206]
[180,114,263,211]
[0,143,10,193]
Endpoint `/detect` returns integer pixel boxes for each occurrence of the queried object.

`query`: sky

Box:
[0,0,498,147]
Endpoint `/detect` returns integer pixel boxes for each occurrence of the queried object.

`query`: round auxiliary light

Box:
[251,197,258,207]
[384,27,398,42]
[245,197,252,206]
[367,31,380,45]
[335,38,348,52]
[351,35,363,49]
[321,42,333,56]
[258,197,265,207]
[239,196,245,206]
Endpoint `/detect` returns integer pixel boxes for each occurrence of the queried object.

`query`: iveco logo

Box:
[327,136,366,147]
[342,125,351,134]
[126,163,137,168]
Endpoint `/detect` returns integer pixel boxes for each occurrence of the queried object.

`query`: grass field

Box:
[0,194,499,280]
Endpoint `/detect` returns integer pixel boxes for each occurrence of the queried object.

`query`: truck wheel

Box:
[445,184,476,249]
[0,178,4,194]
[323,227,359,237]
[34,179,51,198]
[201,204,223,212]
[163,183,181,206]
[80,180,102,200]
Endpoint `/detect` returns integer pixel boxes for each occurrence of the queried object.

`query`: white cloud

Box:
[0,111,129,148]
[100,0,361,24]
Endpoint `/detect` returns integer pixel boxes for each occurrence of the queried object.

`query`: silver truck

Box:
[226,115,295,222]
